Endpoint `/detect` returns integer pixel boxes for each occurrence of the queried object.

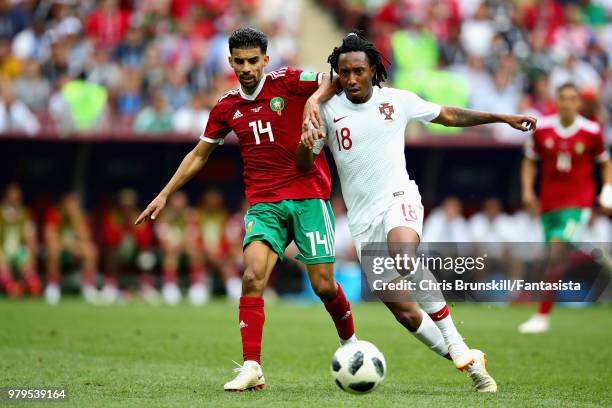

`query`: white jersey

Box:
[313,86,441,235]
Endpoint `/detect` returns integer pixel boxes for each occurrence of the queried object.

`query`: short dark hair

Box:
[557,82,579,95]
[327,31,389,87]
[228,27,268,54]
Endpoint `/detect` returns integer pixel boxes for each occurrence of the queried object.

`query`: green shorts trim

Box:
[243,199,336,265]
[541,207,590,243]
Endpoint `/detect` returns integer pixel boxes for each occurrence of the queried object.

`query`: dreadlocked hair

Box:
[327,31,389,87]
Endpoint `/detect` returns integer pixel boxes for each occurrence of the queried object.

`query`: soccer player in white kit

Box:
[298,33,537,393]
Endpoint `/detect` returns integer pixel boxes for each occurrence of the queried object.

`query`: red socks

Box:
[323,284,355,341]
[239,296,265,364]
[538,300,554,315]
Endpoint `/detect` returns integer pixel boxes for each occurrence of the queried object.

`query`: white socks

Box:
[413,309,449,357]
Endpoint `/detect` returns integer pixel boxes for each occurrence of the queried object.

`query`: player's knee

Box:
[242,263,267,295]
[311,277,337,301]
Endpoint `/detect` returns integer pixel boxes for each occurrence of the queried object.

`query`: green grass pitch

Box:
[1,300,611,407]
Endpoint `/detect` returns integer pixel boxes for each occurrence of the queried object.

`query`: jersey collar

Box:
[553,115,584,138]
[239,74,267,101]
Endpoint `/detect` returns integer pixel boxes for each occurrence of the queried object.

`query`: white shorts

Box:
[352,187,424,263]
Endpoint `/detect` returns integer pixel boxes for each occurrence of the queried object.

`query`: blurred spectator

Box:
[49,74,108,131]
[0,182,41,298]
[100,189,158,304]
[460,2,495,58]
[86,47,122,91]
[509,206,545,262]
[116,67,143,118]
[113,24,147,67]
[423,197,472,243]
[172,90,211,134]
[85,0,131,49]
[0,0,30,39]
[0,38,21,79]
[155,191,208,305]
[0,80,40,135]
[41,38,69,84]
[549,55,601,95]
[521,74,557,117]
[133,90,173,133]
[43,192,98,304]
[162,67,191,110]
[468,197,514,259]
[13,59,51,112]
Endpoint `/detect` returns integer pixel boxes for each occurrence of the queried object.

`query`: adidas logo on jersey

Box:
[233,110,243,120]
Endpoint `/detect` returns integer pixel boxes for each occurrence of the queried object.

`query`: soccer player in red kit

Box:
[135,28,356,391]
[520,83,612,333]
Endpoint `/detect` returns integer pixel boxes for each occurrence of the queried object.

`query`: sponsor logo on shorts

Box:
[393,191,404,197]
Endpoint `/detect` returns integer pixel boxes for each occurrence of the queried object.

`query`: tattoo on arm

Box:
[433,107,501,127]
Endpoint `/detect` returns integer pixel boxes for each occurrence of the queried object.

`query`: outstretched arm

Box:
[303,74,340,131]
[431,106,537,131]
[135,140,218,224]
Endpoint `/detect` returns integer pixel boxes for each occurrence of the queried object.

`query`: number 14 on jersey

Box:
[249,120,274,144]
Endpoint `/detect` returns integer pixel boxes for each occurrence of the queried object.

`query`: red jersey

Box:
[201,67,331,205]
[525,115,610,212]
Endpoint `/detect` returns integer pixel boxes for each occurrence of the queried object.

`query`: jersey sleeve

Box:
[280,67,324,97]
[312,105,330,155]
[200,103,229,145]
[524,131,541,160]
[592,131,610,163]
[398,89,441,123]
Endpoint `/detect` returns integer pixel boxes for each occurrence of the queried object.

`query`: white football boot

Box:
[161,283,182,305]
[340,334,358,346]
[187,283,209,306]
[81,285,99,304]
[224,360,266,392]
[44,283,61,305]
[448,341,474,371]
[518,314,550,334]
[466,349,498,392]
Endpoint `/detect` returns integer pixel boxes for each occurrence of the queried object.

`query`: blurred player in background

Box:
[136,28,356,391]
[43,192,98,304]
[101,189,158,304]
[0,182,41,297]
[155,190,203,305]
[520,83,612,334]
[299,32,536,392]
[196,188,242,302]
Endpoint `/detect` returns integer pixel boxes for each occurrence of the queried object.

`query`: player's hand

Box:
[599,184,612,211]
[300,128,322,150]
[303,96,322,132]
[135,194,167,225]
[504,115,537,131]
[522,190,539,212]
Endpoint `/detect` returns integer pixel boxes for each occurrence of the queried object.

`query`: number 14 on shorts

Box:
[306,231,330,256]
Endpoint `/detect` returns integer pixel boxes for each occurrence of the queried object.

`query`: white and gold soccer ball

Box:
[331,340,386,394]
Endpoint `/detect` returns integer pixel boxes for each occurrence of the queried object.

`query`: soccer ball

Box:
[331,340,386,394]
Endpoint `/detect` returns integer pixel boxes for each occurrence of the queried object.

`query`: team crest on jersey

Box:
[544,138,554,149]
[575,142,585,155]
[270,97,285,116]
[379,103,394,120]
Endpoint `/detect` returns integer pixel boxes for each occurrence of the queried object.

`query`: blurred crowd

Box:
[2,181,609,304]
[323,0,612,141]
[1,1,612,140]
[0,0,300,135]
